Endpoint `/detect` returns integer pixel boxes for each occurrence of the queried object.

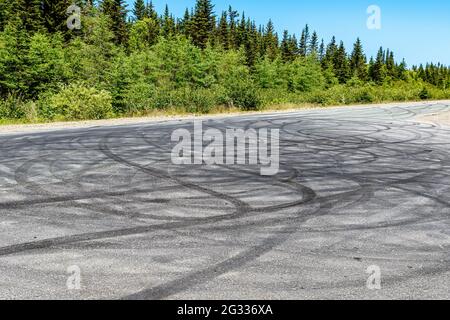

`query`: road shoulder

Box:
[1,99,450,136]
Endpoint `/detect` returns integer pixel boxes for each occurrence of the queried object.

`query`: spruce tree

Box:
[191,0,215,49]
[318,39,325,62]
[396,59,407,81]
[350,38,367,80]
[244,19,258,67]
[281,30,291,62]
[386,50,396,78]
[288,34,298,59]
[372,47,387,83]
[333,41,350,83]
[235,12,246,48]
[310,31,319,56]
[42,0,71,34]
[161,5,175,38]
[299,30,306,57]
[10,0,44,32]
[0,16,29,97]
[264,19,278,60]
[368,57,375,81]
[179,8,191,37]
[322,36,337,70]
[218,11,229,50]
[280,31,297,62]
[101,0,129,45]
[298,24,309,56]
[133,0,146,21]
[145,1,158,20]
[0,1,5,31]
[227,6,238,49]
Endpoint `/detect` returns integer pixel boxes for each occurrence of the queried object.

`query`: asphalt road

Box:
[0,102,449,300]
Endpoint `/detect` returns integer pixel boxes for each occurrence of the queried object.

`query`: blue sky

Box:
[125,0,450,66]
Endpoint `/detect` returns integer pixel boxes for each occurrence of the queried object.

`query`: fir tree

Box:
[322,36,337,70]
[318,39,325,62]
[179,8,191,37]
[264,19,278,60]
[372,47,387,83]
[191,0,215,49]
[298,24,310,56]
[227,6,239,49]
[161,5,175,38]
[281,30,291,62]
[42,0,71,34]
[350,38,367,80]
[235,11,246,48]
[288,34,298,59]
[133,0,146,21]
[244,19,258,67]
[10,0,44,32]
[299,30,306,57]
[333,41,350,83]
[310,31,319,55]
[396,59,408,81]
[0,17,29,96]
[101,0,129,45]
[145,1,157,20]
[386,50,396,78]
[218,11,229,50]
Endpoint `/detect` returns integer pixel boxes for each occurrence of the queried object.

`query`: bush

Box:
[254,57,285,89]
[123,82,156,114]
[306,90,333,106]
[0,93,27,119]
[171,87,217,114]
[216,50,261,110]
[225,80,261,111]
[355,88,374,103]
[286,57,325,93]
[147,87,218,114]
[419,87,430,100]
[39,84,113,121]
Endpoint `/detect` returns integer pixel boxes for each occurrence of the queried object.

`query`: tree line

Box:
[0,0,449,122]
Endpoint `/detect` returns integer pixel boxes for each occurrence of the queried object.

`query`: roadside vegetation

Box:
[1,0,449,123]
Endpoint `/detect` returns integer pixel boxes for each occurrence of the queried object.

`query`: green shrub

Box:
[123,82,156,114]
[39,84,113,121]
[346,77,364,87]
[147,87,218,114]
[419,87,430,100]
[286,57,325,93]
[0,93,27,119]
[254,57,286,89]
[355,89,374,103]
[150,88,175,110]
[306,90,333,106]
[171,87,217,114]
[225,80,261,111]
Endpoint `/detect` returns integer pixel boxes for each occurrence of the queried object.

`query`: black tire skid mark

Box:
[0,104,450,298]
[0,133,317,258]
[9,135,176,221]
[120,124,369,299]
[146,115,448,238]
[103,128,331,300]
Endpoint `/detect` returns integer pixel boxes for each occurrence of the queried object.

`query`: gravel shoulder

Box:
[415,110,450,127]
[1,99,449,136]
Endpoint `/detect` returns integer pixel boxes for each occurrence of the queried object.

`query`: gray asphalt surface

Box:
[0,102,449,300]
